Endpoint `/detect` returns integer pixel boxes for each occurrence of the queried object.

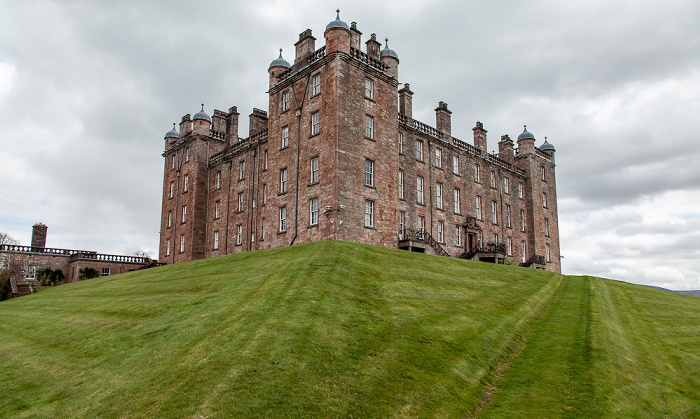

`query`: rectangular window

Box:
[435,148,442,168]
[365,159,374,186]
[172,155,176,170]
[418,216,425,238]
[169,182,174,198]
[166,239,171,256]
[182,205,187,223]
[280,169,287,193]
[543,192,548,208]
[455,225,462,247]
[520,209,525,231]
[492,201,498,224]
[365,115,374,139]
[185,147,190,162]
[180,234,185,253]
[310,157,319,184]
[215,201,220,219]
[507,237,512,256]
[545,218,550,236]
[365,78,374,99]
[102,268,110,277]
[475,164,481,182]
[183,174,188,192]
[506,205,511,228]
[279,207,287,232]
[312,73,321,96]
[453,155,459,174]
[490,170,496,188]
[282,91,290,111]
[476,196,482,220]
[494,233,498,245]
[541,166,546,181]
[310,198,318,225]
[546,244,551,262]
[398,132,403,154]
[263,184,267,204]
[417,176,424,204]
[261,218,265,240]
[365,200,374,227]
[522,240,527,263]
[311,111,320,136]
[239,161,245,180]
[436,183,443,209]
[518,183,523,199]
[236,225,242,245]
[214,231,219,250]
[437,221,444,243]
[454,188,460,214]
[399,211,405,235]
[416,141,423,161]
[26,265,35,280]
[282,126,289,148]
[238,192,244,212]
[504,177,509,194]
[168,211,172,228]
[216,171,222,189]
[398,170,404,199]
[264,150,268,170]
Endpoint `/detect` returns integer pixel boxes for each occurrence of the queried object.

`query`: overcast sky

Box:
[1,0,699,290]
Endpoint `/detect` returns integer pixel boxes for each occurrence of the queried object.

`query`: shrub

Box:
[78,267,99,281]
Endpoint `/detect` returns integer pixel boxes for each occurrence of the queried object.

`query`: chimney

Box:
[350,22,362,50]
[249,108,268,136]
[212,109,227,137]
[226,106,240,145]
[498,134,514,163]
[31,223,47,249]
[179,114,192,136]
[398,84,413,118]
[473,121,487,152]
[365,33,381,60]
[295,29,316,64]
[435,101,452,138]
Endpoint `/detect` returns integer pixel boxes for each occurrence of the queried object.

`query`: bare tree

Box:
[0,232,20,245]
[133,250,151,259]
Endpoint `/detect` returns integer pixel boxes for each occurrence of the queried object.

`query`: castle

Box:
[159,11,560,273]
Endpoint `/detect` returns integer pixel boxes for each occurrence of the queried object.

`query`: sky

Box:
[1,0,699,290]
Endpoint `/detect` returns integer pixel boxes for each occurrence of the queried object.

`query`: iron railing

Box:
[398,228,450,257]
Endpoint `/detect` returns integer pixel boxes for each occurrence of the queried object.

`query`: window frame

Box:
[436,182,443,210]
[310,156,319,184]
[281,126,289,149]
[398,170,404,200]
[279,207,287,232]
[417,176,424,204]
[364,200,374,227]
[365,159,374,187]
[476,196,482,220]
[435,148,442,168]
[280,168,288,194]
[311,111,320,136]
[416,141,424,162]
[365,115,374,139]
[454,188,460,214]
[365,78,374,100]
[309,198,319,226]
[311,73,321,96]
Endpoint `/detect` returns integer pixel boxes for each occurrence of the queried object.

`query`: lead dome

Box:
[517,125,535,141]
[269,49,290,69]
[540,137,556,152]
[193,104,211,123]
[164,123,179,139]
[326,9,349,31]
[380,38,399,61]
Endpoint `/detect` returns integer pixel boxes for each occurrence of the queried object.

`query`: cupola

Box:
[325,9,349,31]
[193,104,211,123]
[269,49,291,69]
[539,137,556,152]
[380,38,399,61]
[517,125,535,141]
[164,123,179,139]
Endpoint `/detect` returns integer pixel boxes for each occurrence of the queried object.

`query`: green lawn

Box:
[1,240,699,417]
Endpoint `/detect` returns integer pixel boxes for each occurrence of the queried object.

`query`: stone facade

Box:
[159,14,561,273]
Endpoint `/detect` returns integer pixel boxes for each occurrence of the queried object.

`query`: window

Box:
[436,183,443,209]
[282,126,289,148]
[492,201,498,224]
[181,205,187,223]
[541,166,546,181]
[398,170,404,199]
[365,115,374,139]
[518,183,523,199]
[180,234,185,253]
[506,205,511,228]
[520,209,525,231]
[214,231,219,250]
[168,211,172,228]
[310,157,319,184]
[310,198,318,225]
[437,221,444,243]
[453,155,459,174]
[507,238,512,256]
[455,225,462,247]
[416,141,423,161]
[169,182,174,199]
[365,159,374,186]
[26,265,35,280]
[545,218,550,236]
[398,132,403,153]
[522,241,526,263]
[490,170,496,188]
[311,111,320,136]
[216,171,222,189]
[183,174,188,192]
[236,225,242,245]
[493,233,498,244]
[238,161,245,180]
[364,200,374,227]
[454,188,461,214]
[312,73,321,96]
[418,216,425,238]
[399,211,405,235]
[546,244,551,262]
[261,219,265,240]
[263,184,267,204]
[172,155,176,170]
[435,148,442,168]
[543,192,548,208]
[279,207,287,232]
[475,164,481,182]
[280,169,288,193]
[238,192,244,212]
[166,239,171,256]
[185,147,190,162]
[417,176,424,204]
[504,177,510,194]
[282,91,290,111]
[102,268,110,277]
[264,150,268,170]
[215,201,220,219]
[365,78,374,99]
[476,196,482,220]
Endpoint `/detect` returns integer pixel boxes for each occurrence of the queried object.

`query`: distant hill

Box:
[1,240,699,417]
[645,285,700,298]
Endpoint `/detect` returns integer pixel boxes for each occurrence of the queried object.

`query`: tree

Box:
[37,268,65,286]
[0,269,12,300]
[133,250,151,259]
[0,232,20,245]
[78,267,99,281]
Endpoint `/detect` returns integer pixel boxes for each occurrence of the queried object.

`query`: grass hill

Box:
[1,240,699,417]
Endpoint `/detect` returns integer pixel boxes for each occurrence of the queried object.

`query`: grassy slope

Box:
[0,241,560,418]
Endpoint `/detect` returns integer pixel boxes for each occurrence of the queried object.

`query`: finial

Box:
[336,9,341,20]
[172,123,176,129]
[545,136,547,141]
[524,124,527,130]
[279,48,283,58]
[201,103,205,111]
[385,37,389,47]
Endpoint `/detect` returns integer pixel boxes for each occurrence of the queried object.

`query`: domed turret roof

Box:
[539,137,556,152]
[269,49,291,69]
[193,104,211,123]
[380,38,399,61]
[326,9,349,31]
[517,125,535,141]
[164,123,179,139]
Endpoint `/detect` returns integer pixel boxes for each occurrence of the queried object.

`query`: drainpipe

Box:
[224,161,233,254]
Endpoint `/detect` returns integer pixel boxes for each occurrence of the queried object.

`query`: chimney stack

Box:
[473,121,487,152]
[435,101,452,138]
[399,84,413,118]
[31,223,48,249]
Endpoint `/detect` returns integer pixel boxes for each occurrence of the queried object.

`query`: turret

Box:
[324,9,351,55]
[539,136,556,162]
[380,38,399,79]
[192,104,212,135]
[473,121,487,152]
[268,49,291,88]
[164,123,179,150]
[516,125,536,154]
